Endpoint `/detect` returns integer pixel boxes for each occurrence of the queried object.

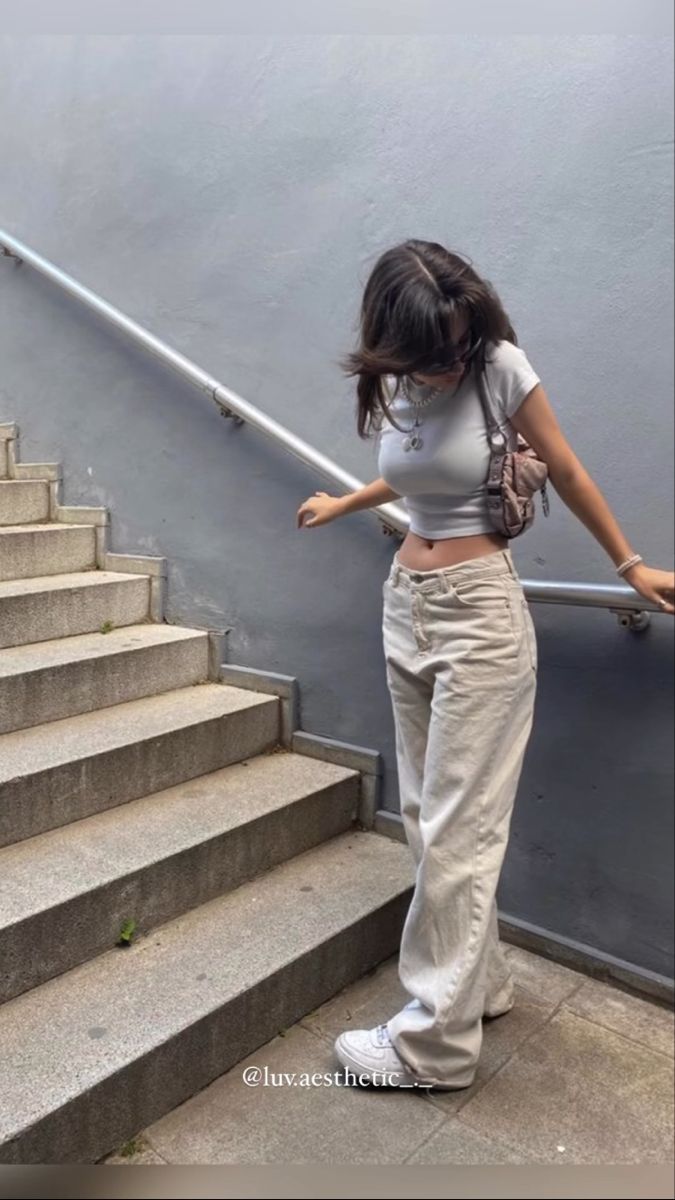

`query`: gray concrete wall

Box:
[0,34,673,980]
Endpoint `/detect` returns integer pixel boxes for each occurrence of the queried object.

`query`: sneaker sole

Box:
[483,1000,515,1021]
[334,1034,424,1088]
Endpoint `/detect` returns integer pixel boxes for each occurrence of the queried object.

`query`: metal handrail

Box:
[0,227,664,626]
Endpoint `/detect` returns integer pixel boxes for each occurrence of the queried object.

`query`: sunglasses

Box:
[409,332,483,376]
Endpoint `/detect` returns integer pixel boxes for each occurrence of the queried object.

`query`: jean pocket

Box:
[446,576,512,613]
[520,594,538,674]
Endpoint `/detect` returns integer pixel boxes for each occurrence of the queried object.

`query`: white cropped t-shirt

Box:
[375,339,541,540]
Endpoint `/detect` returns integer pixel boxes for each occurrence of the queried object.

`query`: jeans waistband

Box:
[389,547,519,592]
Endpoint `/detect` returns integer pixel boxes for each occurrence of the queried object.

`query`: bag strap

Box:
[477,357,552,517]
[476,359,517,453]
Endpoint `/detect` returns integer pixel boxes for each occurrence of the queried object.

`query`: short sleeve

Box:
[372,421,383,459]
[487,340,541,419]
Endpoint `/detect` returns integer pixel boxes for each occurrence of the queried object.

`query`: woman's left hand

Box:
[624,564,675,615]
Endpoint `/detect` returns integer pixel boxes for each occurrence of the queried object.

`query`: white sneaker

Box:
[334,1023,429,1088]
[483,978,515,1020]
[483,997,515,1020]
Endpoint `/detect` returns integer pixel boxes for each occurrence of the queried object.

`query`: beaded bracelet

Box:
[617,555,670,610]
[616,554,643,577]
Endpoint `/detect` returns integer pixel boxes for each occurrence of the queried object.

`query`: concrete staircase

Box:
[0,422,414,1164]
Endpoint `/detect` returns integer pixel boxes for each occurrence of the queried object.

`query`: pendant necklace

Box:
[399,375,445,451]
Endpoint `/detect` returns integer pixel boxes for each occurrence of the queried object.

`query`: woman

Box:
[296,239,674,1091]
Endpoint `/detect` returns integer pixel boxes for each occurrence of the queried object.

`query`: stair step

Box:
[0,752,360,1002]
[0,523,96,581]
[0,480,50,525]
[0,683,280,847]
[0,624,210,734]
[0,571,151,648]
[0,830,414,1164]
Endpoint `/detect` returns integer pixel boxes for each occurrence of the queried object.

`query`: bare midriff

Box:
[396,529,508,571]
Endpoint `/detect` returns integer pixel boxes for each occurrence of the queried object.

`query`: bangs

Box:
[390,298,475,376]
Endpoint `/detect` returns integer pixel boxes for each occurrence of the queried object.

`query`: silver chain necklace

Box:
[399,375,445,451]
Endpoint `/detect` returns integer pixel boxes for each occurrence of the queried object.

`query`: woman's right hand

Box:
[296,491,346,529]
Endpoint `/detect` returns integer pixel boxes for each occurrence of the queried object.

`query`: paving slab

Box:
[457,1008,674,1164]
[121,947,674,1166]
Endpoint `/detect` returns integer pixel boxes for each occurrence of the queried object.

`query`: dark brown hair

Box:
[338,239,518,439]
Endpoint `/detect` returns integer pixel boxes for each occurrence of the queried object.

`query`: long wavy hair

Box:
[338,239,518,440]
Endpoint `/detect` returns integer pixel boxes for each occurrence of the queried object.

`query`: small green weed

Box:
[119,1137,142,1158]
[116,918,137,947]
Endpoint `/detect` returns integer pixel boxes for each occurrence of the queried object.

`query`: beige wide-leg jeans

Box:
[382,546,538,1088]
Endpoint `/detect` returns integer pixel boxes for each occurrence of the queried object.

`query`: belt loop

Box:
[391,556,401,586]
[503,548,518,579]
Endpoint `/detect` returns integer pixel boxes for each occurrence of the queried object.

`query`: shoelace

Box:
[375,1023,392,1046]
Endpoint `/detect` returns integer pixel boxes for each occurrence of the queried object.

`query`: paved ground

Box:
[105,944,674,1166]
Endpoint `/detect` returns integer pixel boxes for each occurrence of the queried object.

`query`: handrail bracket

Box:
[609,607,651,632]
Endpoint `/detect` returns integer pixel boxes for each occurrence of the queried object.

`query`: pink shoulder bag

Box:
[477,363,550,539]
